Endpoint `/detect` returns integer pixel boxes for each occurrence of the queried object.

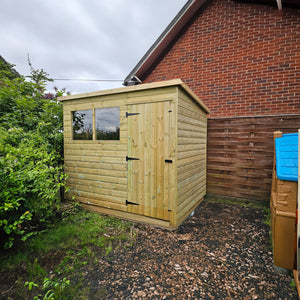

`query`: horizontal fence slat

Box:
[207,115,300,201]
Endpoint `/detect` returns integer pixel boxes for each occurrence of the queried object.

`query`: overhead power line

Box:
[53,78,123,82]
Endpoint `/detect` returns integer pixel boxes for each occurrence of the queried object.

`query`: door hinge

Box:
[165,159,173,163]
[126,156,140,161]
[126,112,140,118]
[126,200,140,206]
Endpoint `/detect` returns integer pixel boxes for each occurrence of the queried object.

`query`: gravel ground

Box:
[84,200,298,299]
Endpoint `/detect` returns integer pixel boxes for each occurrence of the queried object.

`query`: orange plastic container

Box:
[271,131,297,270]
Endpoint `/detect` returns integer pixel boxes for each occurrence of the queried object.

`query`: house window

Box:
[96,107,120,140]
[72,110,93,140]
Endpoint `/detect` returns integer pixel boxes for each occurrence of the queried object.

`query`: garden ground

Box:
[0,199,298,299]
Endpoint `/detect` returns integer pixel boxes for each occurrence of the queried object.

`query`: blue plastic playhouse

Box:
[275,133,298,182]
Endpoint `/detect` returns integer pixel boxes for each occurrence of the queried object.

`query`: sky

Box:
[1,0,187,95]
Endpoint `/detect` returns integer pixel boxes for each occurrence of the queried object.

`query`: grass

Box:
[0,204,136,299]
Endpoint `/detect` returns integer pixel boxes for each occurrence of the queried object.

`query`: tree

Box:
[0,55,20,81]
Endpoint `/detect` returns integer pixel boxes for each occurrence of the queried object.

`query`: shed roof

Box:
[123,0,300,86]
[58,79,211,114]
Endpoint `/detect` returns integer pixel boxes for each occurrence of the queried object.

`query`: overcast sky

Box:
[1,0,187,95]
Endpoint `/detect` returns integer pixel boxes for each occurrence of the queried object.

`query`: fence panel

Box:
[207,115,300,201]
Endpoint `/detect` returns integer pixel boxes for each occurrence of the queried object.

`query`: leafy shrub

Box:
[0,127,68,248]
[0,59,68,249]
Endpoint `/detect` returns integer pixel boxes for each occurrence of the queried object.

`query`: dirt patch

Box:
[0,200,298,299]
[84,200,297,299]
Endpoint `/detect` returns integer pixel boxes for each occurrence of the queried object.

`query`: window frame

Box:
[71,107,120,142]
[95,107,120,141]
[71,109,93,141]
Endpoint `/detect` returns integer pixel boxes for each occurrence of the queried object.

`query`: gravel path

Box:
[85,200,298,299]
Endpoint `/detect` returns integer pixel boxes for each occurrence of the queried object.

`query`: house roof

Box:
[58,79,211,114]
[123,0,300,86]
[123,0,208,86]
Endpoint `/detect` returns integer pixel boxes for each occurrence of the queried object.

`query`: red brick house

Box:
[124,0,300,202]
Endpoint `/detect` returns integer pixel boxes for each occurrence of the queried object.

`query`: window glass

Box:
[96,107,120,140]
[72,110,93,140]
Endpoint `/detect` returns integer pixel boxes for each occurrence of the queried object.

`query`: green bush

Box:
[0,127,67,249]
[0,59,68,249]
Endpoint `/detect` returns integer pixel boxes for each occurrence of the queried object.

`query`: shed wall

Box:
[63,102,128,211]
[63,85,181,227]
[177,89,207,224]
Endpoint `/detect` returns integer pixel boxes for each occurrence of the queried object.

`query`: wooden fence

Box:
[207,115,300,202]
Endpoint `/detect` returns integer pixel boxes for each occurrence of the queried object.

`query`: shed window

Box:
[96,107,120,140]
[72,110,93,140]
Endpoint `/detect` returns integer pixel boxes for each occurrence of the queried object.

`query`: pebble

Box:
[137,291,146,297]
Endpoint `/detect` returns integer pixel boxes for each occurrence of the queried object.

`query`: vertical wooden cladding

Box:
[207,115,300,202]
[127,101,175,222]
[177,89,207,224]
[59,79,210,229]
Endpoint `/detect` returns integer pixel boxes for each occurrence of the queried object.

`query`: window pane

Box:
[96,107,120,140]
[72,110,93,140]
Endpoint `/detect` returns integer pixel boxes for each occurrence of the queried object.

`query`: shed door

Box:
[127,101,173,221]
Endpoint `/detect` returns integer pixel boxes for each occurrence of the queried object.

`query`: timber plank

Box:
[65,160,126,171]
[68,183,127,199]
[65,166,127,178]
[178,137,207,145]
[65,155,124,164]
[73,196,127,212]
[68,177,127,191]
[69,189,126,205]
[68,172,127,185]
[66,143,127,151]
[177,149,206,160]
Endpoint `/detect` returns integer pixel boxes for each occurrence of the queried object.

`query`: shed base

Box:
[80,197,204,230]
[81,203,174,229]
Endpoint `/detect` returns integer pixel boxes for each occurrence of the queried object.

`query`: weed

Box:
[27,258,47,282]
[24,281,39,291]
[264,207,271,226]
[105,244,113,256]
[32,277,72,300]
[0,208,135,299]
[290,278,296,289]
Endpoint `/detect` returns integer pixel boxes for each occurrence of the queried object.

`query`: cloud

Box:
[1,0,186,94]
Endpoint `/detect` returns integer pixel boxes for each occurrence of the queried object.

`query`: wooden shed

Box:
[59,79,210,229]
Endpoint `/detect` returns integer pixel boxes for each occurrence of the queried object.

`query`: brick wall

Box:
[143,0,300,118]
